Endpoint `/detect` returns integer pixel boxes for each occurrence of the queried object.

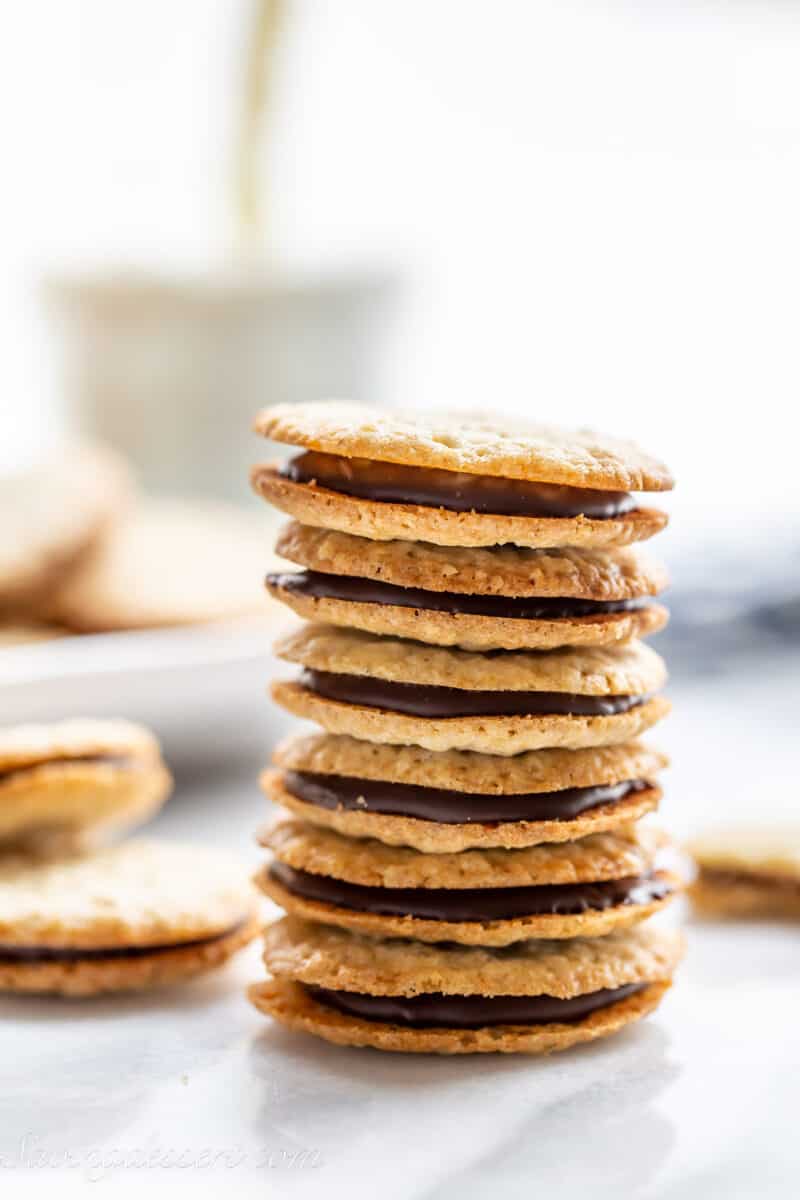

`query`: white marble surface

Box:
[2,654,799,1198]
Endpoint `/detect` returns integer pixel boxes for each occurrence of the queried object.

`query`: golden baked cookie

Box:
[0,840,260,995]
[0,719,172,851]
[688,827,800,919]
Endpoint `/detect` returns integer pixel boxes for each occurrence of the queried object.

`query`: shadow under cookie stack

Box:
[248,403,683,1055]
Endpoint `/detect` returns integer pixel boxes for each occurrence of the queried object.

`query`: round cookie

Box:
[249,917,683,1054]
[264,732,667,851]
[268,523,669,650]
[251,465,667,552]
[253,402,674,491]
[257,817,679,944]
[688,826,800,919]
[0,840,260,995]
[0,719,173,851]
[0,442,131,614]
[44,499,276,632]
[272,624,670,755]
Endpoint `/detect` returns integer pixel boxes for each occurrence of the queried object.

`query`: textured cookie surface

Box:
[275,625,667,695]
[272,681,670,754]
[0,442,131,610]
[272,732,668,794]
[262,916,684,996]
[0,839,257,948]
[249,976,671,1054]
[262,770,660,851]
[252,468,668,550]
[44,500,276,631]
[254,403,674,491]
[262,817,666,887]
[275,523,669,599]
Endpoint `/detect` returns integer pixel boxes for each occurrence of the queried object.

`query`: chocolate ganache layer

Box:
[269,862,671,922]
[306,983,646,1029]
[300,669,646,718]
[281,451,636,519]
[0,922,246,963]
[282,771,650,824]
[270,571,647,621]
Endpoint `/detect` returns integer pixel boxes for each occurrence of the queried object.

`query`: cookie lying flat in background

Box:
[250,917,684,1055]
[689,828,800,918]
[0,719,172,852]
[0,442,131,615]
[251,402,672,550]
[268,522,669,651]
[258,817,680,945]
[0,840,260,995]
[43,498,276,632]
[264,732,666,852]
[272,624,670,755]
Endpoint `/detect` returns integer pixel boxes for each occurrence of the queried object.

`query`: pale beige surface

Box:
[253,402,674,490]
[688,827,800,881]
[275,522,669,598]
[262,816,667,886]
[275,625,667,695]
[272,731,668,794]
[248,976,672,1055]
[252,468,668,550]
[0,718,161,771]
[0,442,131,610]
[263,771,661,851]
[45,499,275,631]
[272,682,671,754]
[266,583,668,651]
[0,839,257,948]
[262,916,685,996]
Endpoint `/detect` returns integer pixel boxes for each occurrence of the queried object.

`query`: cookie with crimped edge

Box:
[0,442,131,613]
[249,917,683,1054]
[251,465,667,551]
[253,402,674,491]
[269,523,669,650]
[257,817,679,944]
[688,826,800,919]
[262,768,661,852]
[0,719,172,851]
[0,840,260,995]
[272,625,669,755]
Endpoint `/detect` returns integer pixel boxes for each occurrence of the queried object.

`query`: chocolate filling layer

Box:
[0,754,137,785]
[269,862,670,922]
[270,571,647,621]
[0,921,245,963]
[300,669,645,718]
[283,771,649,823]
[306,982,646,1028]
[282,451,636,519]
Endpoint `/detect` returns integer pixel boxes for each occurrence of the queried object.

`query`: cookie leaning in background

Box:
[43,499,274,632]
[268,523,669,651]
[688,828,800,918]
[271,625,670,755]
[249,917,684,1055]
[264,733,666,851]
[252,402,672,549]
[258,817,680,945]
[0,720,172,851]
[0,840,260,995]
[0,442,130,615]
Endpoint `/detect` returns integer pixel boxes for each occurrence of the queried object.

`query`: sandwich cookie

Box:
[688,827,800,919]
[0,442,130,614]
[268,522,669,651]
[258,817,679,945]
[272,625,670,755]
[249,917,684,1054]
[0,720,172,851]
[252,402,672,549]
[264,732,666,851]
[0,840,260,995]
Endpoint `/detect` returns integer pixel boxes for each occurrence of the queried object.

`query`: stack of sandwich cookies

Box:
[249,402,681,1053]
